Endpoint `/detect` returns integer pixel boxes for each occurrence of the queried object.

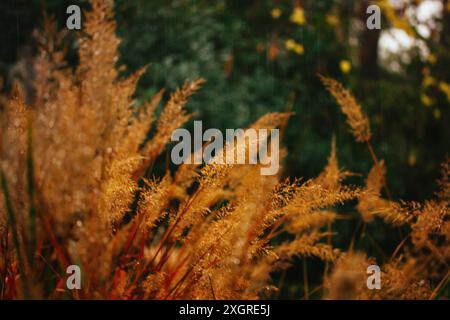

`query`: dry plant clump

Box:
[321,78,449,300]
[0,1,448,300]
[319,75,371,143]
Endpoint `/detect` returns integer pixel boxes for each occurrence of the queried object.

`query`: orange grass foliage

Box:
[0,1,448,300]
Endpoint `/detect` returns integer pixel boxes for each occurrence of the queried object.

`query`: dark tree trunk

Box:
[358,1,381,79]
[441,0,450,46]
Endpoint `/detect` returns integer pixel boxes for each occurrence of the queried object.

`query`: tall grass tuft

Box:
[0,1,448,300]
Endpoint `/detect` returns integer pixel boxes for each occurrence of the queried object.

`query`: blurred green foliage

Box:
[112,0,448,202]
[1,0,447,200]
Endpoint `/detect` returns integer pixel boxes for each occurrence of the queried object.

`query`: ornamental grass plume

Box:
[0,0,448,300]
[320,74,392,199]
[319,75,371,143]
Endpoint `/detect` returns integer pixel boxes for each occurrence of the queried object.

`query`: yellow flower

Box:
[438,81,450,103]
[423,76,436,88]
[427,53,437,65]
[285,39,296,50]
[290,7,306,25]
[285,39,304,55]
[326,13,339,26]
[379,0,415,37]
[408,152,416,167]
[339,60,351,74]
[433,108,441,119]
[271,8,282,19]
[293,44,304,55]
[421,94,433,107]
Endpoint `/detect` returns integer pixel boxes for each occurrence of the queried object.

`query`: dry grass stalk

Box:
[0,1,447,300]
